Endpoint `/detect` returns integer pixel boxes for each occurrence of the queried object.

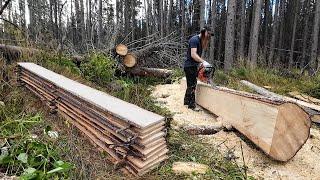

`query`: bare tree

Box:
[200,0,205,29]
[224,0,236,71]
[249,0,263,68]
[268,0,279,67]
[289,0,299,69]
[238,0,246,64]
[310,0,320,73]
[209,0,217,64]
[301,0,311,69]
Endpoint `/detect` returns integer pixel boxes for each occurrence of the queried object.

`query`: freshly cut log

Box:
[183,124,223,135]
[128,67,173,78]
[181,78,311,162]
[116,44,128,56]
[288,91,320,105]
[240,80,320,123]
[123,53,137,68]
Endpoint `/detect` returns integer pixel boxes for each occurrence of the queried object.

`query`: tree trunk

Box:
[200,0,206,29]
[160,0,164,37]
[276,0,285,67]
[262,0,271,66]
[310,0,320,73]
[166,0,173,34]
[181,0,185,43]
[268,0,280,67]
[249,0,262,68]
[239,0,246,64]
[289,0,299,69]
[98,0,103,47]
[224,0,236,72]
[145,0,150,36]
[209,0,217,64]
[300,0,311,69]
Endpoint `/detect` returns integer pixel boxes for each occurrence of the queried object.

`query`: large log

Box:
[240,80,320,123]
[181,78,311,162]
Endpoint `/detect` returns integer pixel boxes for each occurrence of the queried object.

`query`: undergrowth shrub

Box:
[80,53,115,85]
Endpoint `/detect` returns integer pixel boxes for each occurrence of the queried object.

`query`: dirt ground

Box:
[152,82,320,180]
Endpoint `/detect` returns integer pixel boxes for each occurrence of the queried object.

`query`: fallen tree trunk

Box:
[183,124,223,135]
[288,91,320,105]
[181,78,311,162]
[128,67,173,78]
[240,80,320,123]
[240,80,320,111]
[0,44,40,63]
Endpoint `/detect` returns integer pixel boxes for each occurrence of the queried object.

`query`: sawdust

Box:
[152,82,320,180]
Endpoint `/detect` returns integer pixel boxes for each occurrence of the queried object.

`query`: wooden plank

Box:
[181,78,311,162]
[18,62,164,129]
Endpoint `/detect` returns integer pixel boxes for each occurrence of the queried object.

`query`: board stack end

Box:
[17,62,168,176]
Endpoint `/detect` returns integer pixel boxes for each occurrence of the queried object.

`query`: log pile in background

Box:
[17,62,168,176]
[114,33,185,78]
[181,78,311,162]
[240,80,320,124]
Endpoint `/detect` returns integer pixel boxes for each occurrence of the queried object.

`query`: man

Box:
[184,27,212,111]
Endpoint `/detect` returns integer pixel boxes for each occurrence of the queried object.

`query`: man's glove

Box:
[202,60,211,67]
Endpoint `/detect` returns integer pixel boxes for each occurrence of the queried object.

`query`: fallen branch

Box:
[128,67,173,78]
[240,80,320,111]
[183,124,223,135]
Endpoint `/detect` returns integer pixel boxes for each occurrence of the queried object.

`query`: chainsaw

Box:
[198,63,217,88]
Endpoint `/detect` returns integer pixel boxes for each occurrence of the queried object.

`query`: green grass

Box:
[0,86,73,179]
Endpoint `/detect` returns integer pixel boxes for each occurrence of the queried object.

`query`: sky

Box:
[8,0,145,25]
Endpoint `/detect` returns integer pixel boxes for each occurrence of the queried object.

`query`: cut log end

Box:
[269,103,311,161]
[123,54,137,68]
[116,44,128,56]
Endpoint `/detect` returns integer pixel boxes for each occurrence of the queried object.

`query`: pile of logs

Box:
[114,44,174,78]
[181,78,311,162]
[17,62,168,176]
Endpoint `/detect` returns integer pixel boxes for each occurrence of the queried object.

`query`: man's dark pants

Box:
[184,66,198,108]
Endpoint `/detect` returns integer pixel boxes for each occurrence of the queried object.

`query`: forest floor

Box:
[152,82,320,180]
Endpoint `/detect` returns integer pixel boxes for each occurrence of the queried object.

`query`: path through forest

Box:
[152,82,320,179]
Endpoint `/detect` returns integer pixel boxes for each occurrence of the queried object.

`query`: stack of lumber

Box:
[17,62,168,176]
[181,78,311,162]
